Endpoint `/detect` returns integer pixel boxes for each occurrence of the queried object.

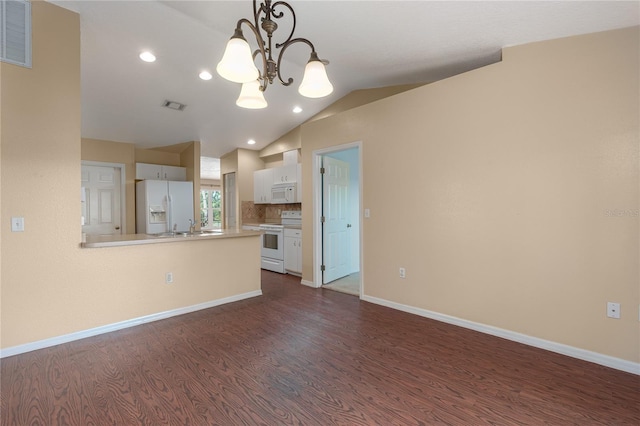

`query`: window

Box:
[200,187,221,229]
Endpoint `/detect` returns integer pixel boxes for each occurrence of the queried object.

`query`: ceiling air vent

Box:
[0,0,32,68]
[162,100,187,111]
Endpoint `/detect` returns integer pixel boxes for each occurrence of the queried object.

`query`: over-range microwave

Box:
[271,183,297,204]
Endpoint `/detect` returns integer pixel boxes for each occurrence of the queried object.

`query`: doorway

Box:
[312,142,362,296]
[81,161,126,235]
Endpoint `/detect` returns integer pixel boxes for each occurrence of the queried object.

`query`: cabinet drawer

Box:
[284,228,301,238]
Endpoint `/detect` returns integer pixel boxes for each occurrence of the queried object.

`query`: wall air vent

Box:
[162,100,187,111]
[0,0,32,68]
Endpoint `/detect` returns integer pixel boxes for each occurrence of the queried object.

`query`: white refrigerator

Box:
[136,180,194,234]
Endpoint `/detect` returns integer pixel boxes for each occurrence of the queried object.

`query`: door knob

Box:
[115,226,120,230]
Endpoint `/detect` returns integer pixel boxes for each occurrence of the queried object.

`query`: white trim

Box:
[81,160,128,234]
[362,294,640,376]
[0,290,262,359]
[300,279,316,288]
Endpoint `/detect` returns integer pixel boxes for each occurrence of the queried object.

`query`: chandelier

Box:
[216,0,333,109]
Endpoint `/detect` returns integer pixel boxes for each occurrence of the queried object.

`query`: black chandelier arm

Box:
[270,1,296,49]
[275,37,317,86]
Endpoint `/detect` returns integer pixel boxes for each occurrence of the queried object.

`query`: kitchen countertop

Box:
[82,228,262,248]
[243,221,301,230]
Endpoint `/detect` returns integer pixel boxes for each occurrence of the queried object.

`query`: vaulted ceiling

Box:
[51,1,639,159]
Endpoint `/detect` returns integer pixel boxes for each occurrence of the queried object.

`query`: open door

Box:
[322,156,350,284]
[81,164,122,235]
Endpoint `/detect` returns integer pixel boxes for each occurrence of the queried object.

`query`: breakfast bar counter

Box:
[82,228,262,248]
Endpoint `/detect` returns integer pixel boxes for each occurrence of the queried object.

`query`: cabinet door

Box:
[284,229,302,273]
[136,163,162,180]
[295,235,302,272]
[273,164,297,184]
[284,236,302,273]
[284,236,297,272]
[162,165,186,181]
[254,169,273,203]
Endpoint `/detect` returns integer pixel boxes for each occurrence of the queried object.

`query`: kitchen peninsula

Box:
[82,228,261,248]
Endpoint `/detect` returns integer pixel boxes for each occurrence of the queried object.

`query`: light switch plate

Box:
[11,217,25,232]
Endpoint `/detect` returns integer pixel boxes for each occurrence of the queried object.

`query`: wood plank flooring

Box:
[2,271,639,425]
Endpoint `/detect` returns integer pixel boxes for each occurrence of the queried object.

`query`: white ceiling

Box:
[50,1,639,159]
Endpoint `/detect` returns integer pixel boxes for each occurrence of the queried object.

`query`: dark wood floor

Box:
[2,271,639,425]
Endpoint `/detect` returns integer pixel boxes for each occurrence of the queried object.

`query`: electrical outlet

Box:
[166,272,174,284]
[11,217,25,232]
[399,267,406,279]
[607,302,620,319]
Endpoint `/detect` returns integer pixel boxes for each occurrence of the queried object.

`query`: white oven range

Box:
[259,223,285,273]
[259,211,301,274]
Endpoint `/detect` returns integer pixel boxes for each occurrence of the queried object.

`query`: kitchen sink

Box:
[150,230,223,238]
[151,232,191,238]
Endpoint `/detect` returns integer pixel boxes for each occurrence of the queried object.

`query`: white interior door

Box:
[81,164,122,235]
[322,156,350,284]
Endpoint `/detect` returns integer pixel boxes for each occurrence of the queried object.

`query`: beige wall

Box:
[0,1,260,350]
[134,148,181,166]
[258,85,423,159]
[301,27,639,363]
[238,149,265,205]
[259,126,301,158]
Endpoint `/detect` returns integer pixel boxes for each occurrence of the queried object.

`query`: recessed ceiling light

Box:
[293,106,302,113]
[139,51,156,63]
[199,71,213,81]
[247,139,256,145]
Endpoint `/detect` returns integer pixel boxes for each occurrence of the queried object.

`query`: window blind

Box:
[1,0,31,68]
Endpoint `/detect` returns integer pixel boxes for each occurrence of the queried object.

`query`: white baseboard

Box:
[361,295,640,376]
[300,279,317,288]
[0,290,263,359]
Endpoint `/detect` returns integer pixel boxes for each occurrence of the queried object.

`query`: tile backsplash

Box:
[241,201,301,224]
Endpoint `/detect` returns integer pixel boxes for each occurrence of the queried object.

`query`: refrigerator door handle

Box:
[167,194,173,232]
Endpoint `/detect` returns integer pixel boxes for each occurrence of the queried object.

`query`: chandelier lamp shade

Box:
[216,0,333,108]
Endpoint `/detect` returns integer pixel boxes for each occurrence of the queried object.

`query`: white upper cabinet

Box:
[254,168,273,204]
[162,165,187,181]
[136,163,186,181]
[254,163,302,204]
[273,164,297,184]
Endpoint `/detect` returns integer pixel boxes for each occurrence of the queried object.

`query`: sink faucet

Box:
[188,219,195,234]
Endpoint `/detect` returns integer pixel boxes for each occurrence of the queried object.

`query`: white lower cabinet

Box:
[284,228,302,274]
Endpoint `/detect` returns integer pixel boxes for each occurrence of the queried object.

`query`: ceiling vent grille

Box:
[162,100,187,111]
[0,0,31,68]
